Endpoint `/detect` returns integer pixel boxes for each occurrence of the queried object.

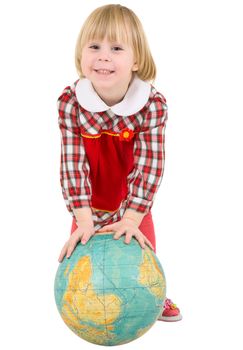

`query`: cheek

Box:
[81,53,92,71]
[117,57,135,71]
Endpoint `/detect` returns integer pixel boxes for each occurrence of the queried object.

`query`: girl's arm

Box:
[125,93,168,215]
[57,87,95,262]
[73,207,93,224]
[57,86,92,219]
[123,208,146,226]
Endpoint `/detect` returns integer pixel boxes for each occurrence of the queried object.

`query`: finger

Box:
[66,238,80,258]
[124,232,132,245]
[81,232,93,245]
[58,252,66,263]
[135,234,146,249]
[144,238,154,251]
[113,230,124,239]
[58,241,69,262]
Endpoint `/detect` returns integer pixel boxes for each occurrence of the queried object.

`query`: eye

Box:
[89,44,100,50]
[112,46,123,51]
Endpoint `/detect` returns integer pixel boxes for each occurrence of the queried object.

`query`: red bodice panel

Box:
[82,132,135,212]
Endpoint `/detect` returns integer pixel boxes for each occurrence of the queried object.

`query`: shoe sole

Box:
[157,314,183,322]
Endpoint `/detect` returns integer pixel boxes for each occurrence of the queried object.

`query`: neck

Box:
[97,90,126,106]
[93,84,128,107]
[93,75,135,107]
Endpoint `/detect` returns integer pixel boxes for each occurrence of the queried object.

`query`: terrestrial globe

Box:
[54,232,166,346]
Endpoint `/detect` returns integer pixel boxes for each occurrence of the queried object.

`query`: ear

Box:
[132,62,138,71]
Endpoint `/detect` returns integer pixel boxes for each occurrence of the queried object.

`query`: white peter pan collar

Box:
[75,75,151,116]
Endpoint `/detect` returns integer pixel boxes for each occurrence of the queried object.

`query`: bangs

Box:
[81,7,132,46]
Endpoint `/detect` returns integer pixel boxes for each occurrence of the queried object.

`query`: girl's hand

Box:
[97,218,154,250]
[58,220,95,263]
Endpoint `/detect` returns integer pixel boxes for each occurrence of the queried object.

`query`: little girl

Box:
[57,4,182,322]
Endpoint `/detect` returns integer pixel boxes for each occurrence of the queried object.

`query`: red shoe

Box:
[157,298,182,322]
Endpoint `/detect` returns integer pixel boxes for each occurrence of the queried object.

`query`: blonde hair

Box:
[75,4,156,82]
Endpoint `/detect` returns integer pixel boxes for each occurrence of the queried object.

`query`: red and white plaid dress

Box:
[57,75,168,232]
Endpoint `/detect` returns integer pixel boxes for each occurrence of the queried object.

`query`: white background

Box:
[1,0,243,349]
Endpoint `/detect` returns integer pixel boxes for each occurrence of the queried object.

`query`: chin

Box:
[92,78,118,88]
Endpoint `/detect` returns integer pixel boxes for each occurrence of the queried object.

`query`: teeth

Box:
[96,69,113,74]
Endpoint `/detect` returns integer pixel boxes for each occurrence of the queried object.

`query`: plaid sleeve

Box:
[126,93,168,214]
[57,86,92,216]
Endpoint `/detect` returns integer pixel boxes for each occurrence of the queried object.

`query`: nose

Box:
[99,57,111,62]
[98,48,111,62]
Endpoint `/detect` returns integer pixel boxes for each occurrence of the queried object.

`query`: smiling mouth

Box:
[94,69,115,75]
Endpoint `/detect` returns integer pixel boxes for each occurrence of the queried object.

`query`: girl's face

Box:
[81,36,138,94]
